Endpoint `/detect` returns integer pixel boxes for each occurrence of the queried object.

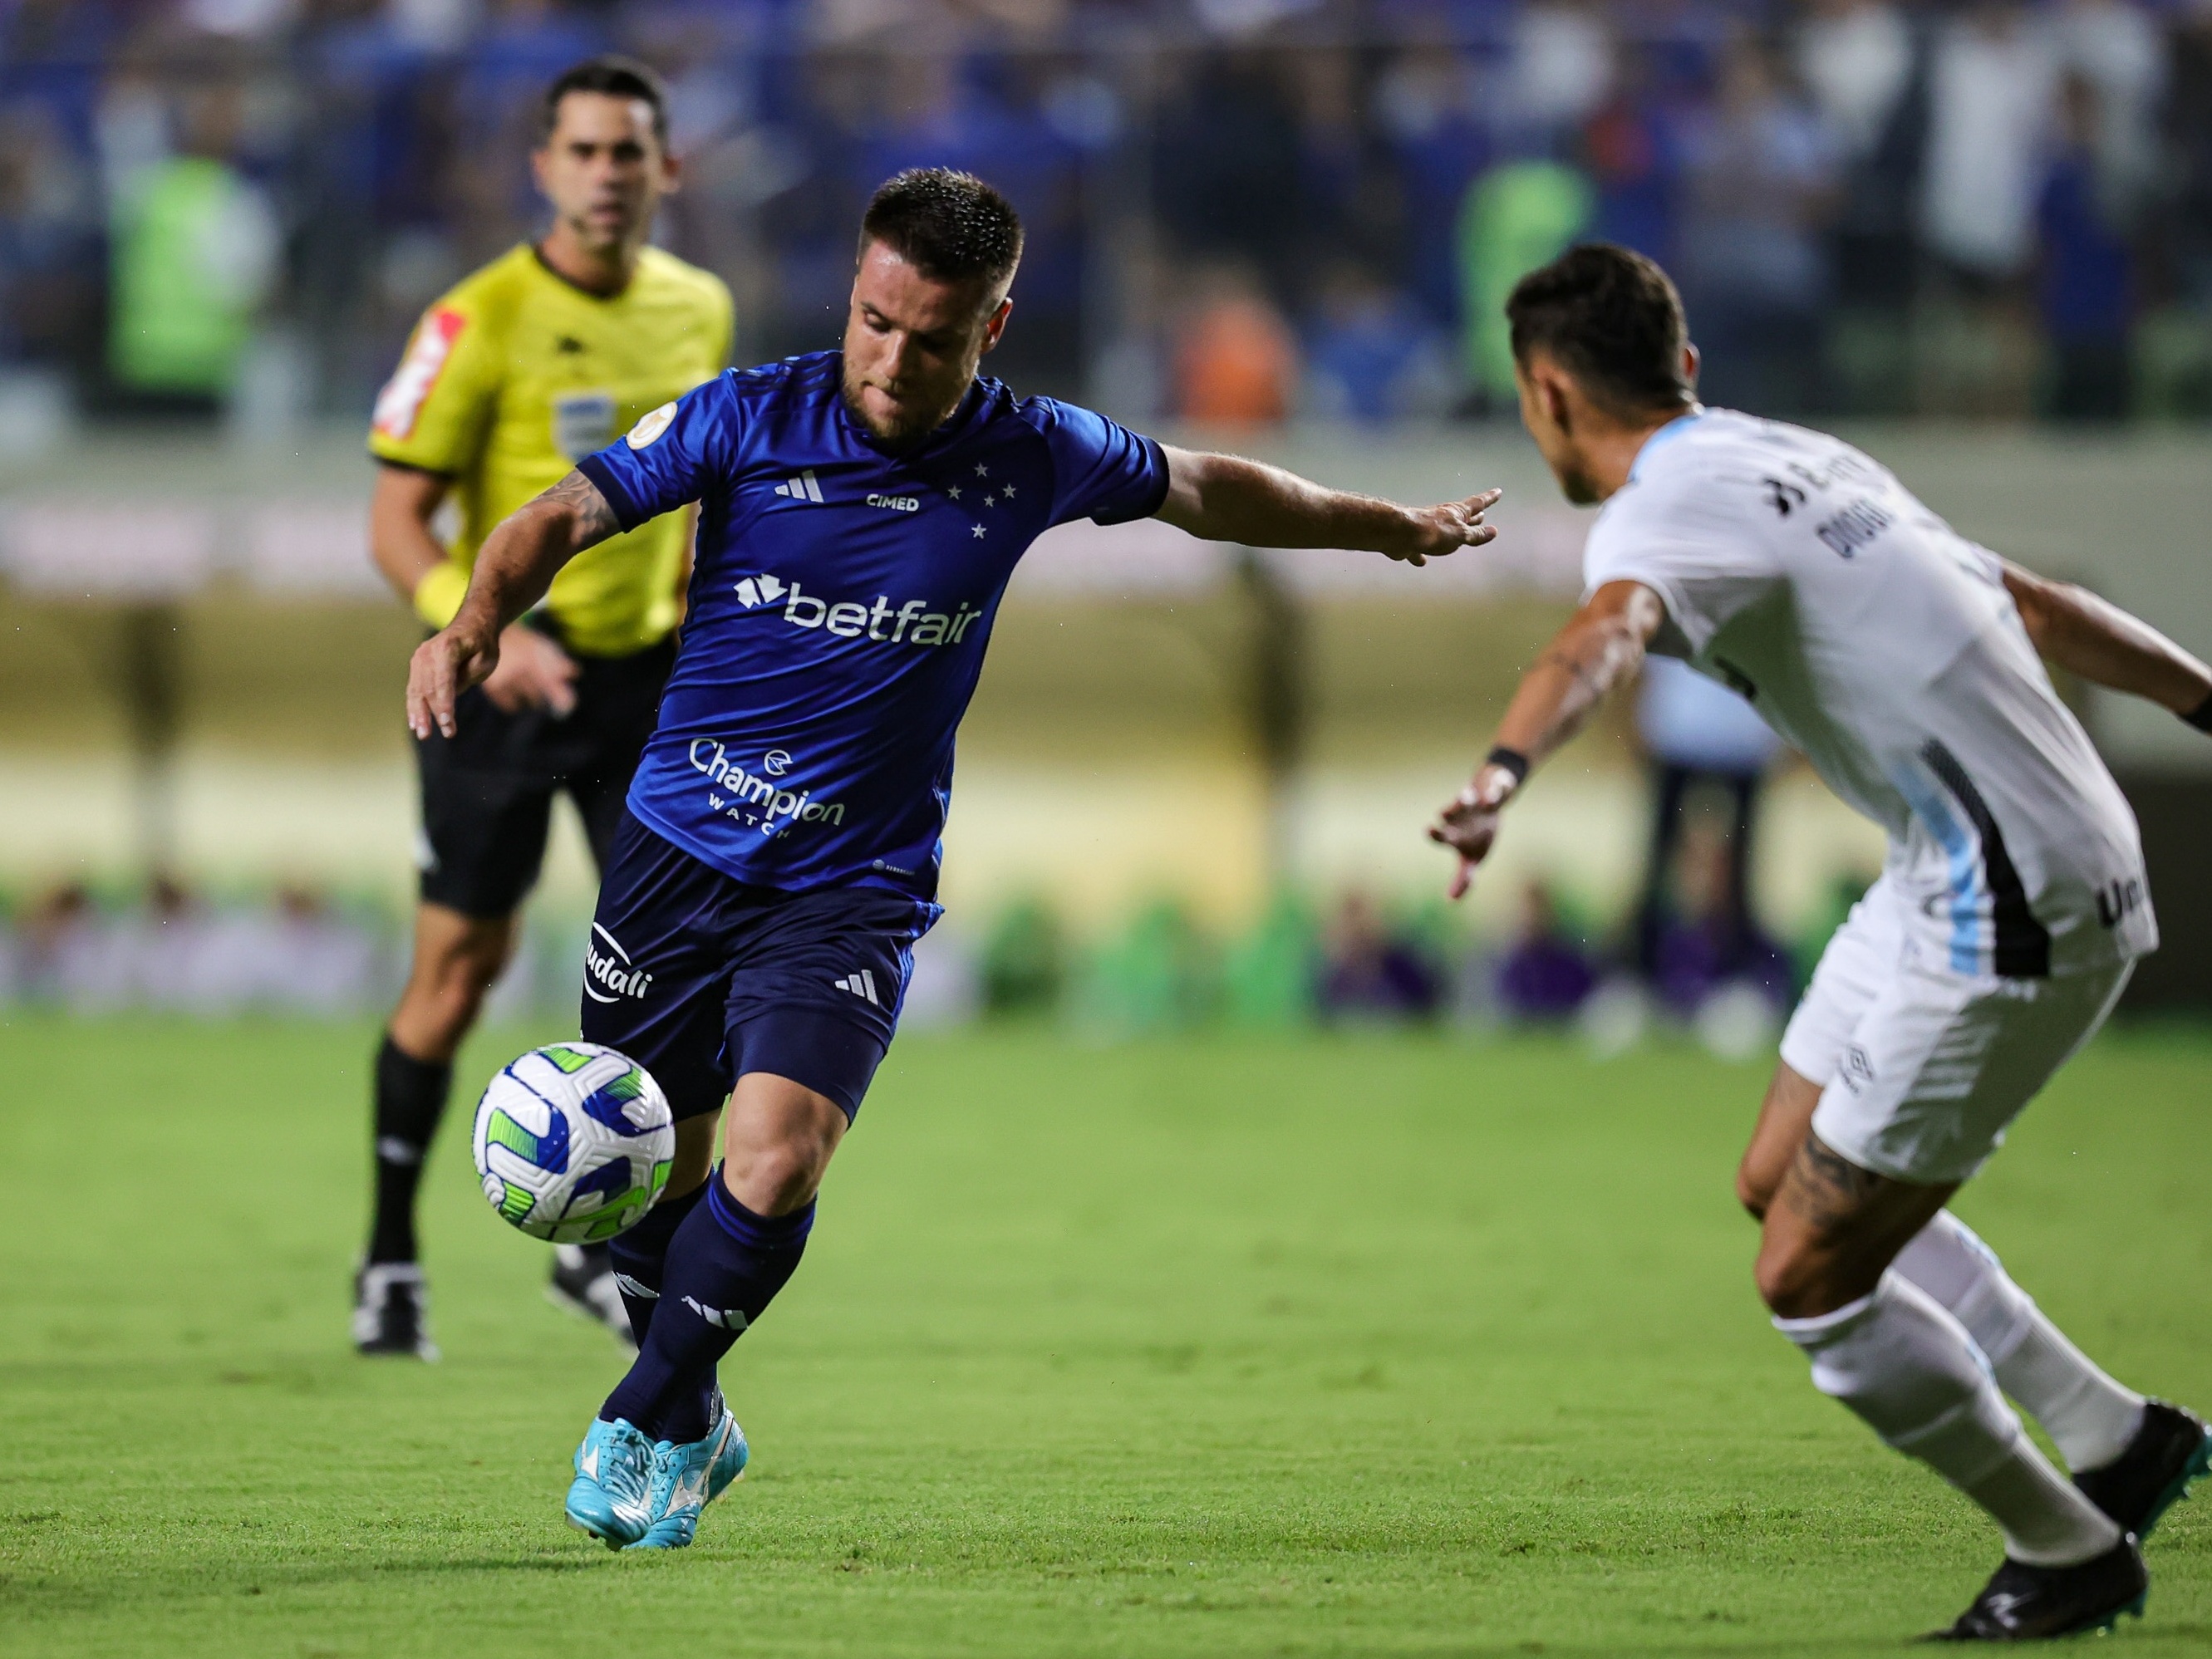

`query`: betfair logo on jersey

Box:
[734,572,983,647]
[732,572,787,609]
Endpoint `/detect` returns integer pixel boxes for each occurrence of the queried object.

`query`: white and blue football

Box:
[471,1042,674,1244]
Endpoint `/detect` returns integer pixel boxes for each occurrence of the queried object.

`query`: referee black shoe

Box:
[2073,1400,2212,1541]
[549,1244,636,1351]
[353,1262,439,1361]
[1927,1538,2146,1642]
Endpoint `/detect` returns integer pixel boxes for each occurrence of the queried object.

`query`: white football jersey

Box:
[1583,408,2155,976]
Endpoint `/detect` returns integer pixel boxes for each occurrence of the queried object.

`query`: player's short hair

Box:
[1506,243,1697,419]
[859,169,1025,292]
[538,56,671,152]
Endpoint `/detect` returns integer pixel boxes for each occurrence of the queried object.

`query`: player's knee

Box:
[1754,1234,1841,1320]
[725,1126,836,1216]
[1734,1157,1773,1221]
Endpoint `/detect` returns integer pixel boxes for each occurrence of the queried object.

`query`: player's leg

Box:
[1762,959,2150,1639]
[1752,942,2205,1541]
[358,903,519,1358]
[356,722,553,1357]
[583,884,926,1549]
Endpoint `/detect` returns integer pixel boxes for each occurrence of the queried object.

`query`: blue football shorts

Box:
[578,810,938,1122]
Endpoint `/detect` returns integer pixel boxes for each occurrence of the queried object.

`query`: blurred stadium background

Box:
[2,0,2210,1040]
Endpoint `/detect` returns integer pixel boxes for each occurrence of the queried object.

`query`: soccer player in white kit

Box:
[1431,245,2212,1642]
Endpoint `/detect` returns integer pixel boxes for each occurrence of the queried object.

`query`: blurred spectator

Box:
[1631,656,1779,989]
[1152,49,1307,304]
[17,881,97,1003]
[104,81,278,409]
[1456,157,1592,410]
[1674,32,1836,416]
[1920,1,2055,284]
[1497,2,1615,144]
[1302,263,1454,423]
[1579,47,1672,262]
[1650,817,1793,1019]
[1797,0,1922,411]
[2039,74,2136,420]
[1494,879,1595,1022]
[1376,43,1490,331]
[264,884,380,1014]
[1170,262,1298,427]
[980,895,1064,1017]
[1320,891,1439,1022]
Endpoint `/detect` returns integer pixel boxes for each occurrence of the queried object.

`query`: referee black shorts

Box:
[414,626,675,920]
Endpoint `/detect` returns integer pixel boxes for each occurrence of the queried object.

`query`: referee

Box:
[356,57,732,1359]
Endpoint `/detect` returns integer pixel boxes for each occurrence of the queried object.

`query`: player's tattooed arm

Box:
[1153,445,1501,566]
[2000,560,2212,730]
[406,470,620,739]
[1428,579,1664,898]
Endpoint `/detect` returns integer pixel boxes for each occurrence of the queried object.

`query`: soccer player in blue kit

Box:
[406,169,1504,1549]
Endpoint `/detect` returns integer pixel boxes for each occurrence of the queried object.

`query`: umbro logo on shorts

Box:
[773,469,825,503]
[833,969,881,1006]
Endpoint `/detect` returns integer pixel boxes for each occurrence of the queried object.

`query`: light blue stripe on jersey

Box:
[1893,766,1984,974]
[1626,408,1704,483]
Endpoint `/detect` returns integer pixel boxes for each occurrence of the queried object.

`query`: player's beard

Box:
[839,353,981,452]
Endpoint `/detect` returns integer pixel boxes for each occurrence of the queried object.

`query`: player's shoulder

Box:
[427,243,542,331]
[633,246,734,318]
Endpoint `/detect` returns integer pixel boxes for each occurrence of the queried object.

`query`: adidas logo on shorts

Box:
[833,969,881,1006]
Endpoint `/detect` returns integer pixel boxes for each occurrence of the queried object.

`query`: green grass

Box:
[0,1018,2207,1657]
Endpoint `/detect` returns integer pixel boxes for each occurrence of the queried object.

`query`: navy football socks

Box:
[367,1034,450,1264]
[605,1180,707,1346]
[599,1172,813,1444]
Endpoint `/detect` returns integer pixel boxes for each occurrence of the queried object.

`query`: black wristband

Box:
[1484,745,1531,787]
[2185,690,2212,734]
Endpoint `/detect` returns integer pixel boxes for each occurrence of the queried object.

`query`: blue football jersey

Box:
[576,350,1170,898]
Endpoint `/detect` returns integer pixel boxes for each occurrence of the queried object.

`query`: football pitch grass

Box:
[2,1018,2207,1657]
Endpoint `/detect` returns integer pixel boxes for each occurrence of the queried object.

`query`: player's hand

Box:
[1387,488,1502,567]
[406,623,501,740]
[480,624,579,718]
[1428,762,1520,900]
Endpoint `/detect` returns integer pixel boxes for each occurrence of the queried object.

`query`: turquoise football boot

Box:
[564,1417,656,1549]
[628,1400,748,1551]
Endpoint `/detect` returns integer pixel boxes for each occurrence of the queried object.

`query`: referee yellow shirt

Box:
[369,243,733,659]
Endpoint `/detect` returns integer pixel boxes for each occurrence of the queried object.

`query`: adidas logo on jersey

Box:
[833,969,881,1006]
[773,469,825,503]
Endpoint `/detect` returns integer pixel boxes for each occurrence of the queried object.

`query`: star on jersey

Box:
[974,463,989,477]
[946,485,961,500]
[971,523,986,538]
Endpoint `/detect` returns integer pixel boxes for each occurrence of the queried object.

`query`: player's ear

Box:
[656,147,682,195]
[979,294,1013,354]
[1680,341,1700,395]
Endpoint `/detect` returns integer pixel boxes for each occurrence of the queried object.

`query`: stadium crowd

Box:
[0,0,2208,427]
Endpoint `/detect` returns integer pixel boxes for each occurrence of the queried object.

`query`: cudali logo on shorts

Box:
[731,572,982,648]
[583,924,653,1004]
[371,307,465,440]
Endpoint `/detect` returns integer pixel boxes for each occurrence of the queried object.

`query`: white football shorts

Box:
[1778,875,2133,1185]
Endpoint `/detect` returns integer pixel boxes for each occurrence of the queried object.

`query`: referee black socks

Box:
[368,1033,452,1264]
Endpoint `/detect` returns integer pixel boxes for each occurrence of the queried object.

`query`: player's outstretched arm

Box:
[1153,444,1501,565]
[406,470,622,739]
[1428,579,1664,899]
[2001,562,2212,731]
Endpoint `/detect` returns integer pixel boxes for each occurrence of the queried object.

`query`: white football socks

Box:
[1777,1275,2122,1567]
[1891,1210,2146,1474]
